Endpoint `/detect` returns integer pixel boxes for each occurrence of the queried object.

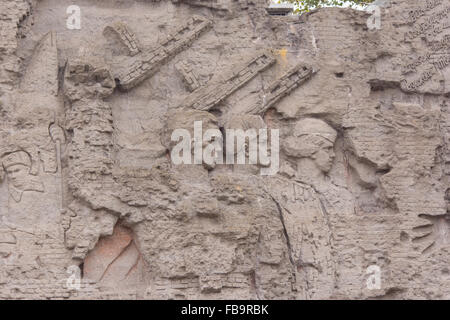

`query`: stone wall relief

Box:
[0,31,67,235]
[265,118,341,299]
[400,0,450,93]
[1,151,44,203]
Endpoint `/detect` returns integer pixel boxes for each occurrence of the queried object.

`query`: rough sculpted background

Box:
[0,0,449,299]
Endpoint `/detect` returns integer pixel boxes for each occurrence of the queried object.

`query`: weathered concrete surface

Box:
[0,0,449,299]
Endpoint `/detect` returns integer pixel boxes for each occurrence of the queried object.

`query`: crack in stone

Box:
[122,245,142,281]
[267,192,296,268]
[98,237,133,283]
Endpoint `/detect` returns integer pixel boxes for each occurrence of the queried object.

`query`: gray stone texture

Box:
[0,0,449,299]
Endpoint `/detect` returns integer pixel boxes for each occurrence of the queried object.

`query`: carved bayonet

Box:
[246,63,315,115]
[107,16,212,91]
[103,22,142,57]
[182,50,276,111]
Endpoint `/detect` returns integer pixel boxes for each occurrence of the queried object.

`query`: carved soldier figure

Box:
[0,32,66,235]
[283,118,337,186]
[267,118,340,299]
[131,109,297,299]
[0,147,64,234]
[1,151,44,203]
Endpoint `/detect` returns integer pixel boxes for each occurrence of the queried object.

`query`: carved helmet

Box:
[293,118,337,143]
[2,151,32,170]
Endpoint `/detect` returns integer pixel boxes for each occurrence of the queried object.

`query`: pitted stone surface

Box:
[0,0,449,300]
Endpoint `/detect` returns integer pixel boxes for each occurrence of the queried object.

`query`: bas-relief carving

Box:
[266,118,343,299]
[412,214,450,254]
[400,1,450,93]
[174,0,231,12]
[0,31,65,235]
[246,64,315,115]
[1,124,67,206]
[174,60,201,92]
[1,151,44,203]
[103,22,141,57]
[0,0,449,299]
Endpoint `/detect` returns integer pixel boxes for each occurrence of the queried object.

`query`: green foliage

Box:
[286,0,376,13]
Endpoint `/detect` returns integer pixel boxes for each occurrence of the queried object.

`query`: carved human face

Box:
[5,164,29,189]
[311,138,335,173]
